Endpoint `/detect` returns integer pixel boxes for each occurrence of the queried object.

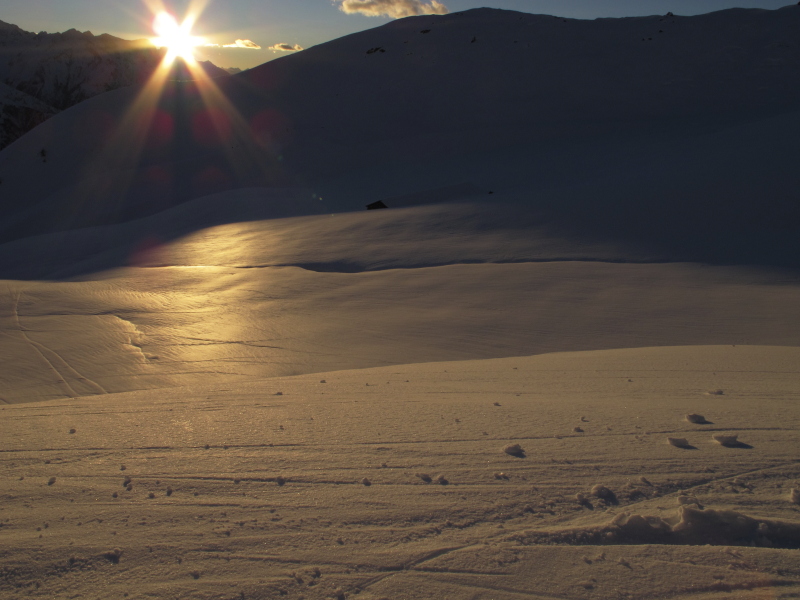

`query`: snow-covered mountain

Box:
[0,20,231,150]
[2,10,800,598]
[4,5,800,267]
[0,5,798,266]
[0,80,58,150]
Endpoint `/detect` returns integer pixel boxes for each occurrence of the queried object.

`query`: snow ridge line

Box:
[289,256,682,273]
[136,256,685,273]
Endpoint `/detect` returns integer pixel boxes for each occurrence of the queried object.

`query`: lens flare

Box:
[70,0,282,222]
[151,12,204,64]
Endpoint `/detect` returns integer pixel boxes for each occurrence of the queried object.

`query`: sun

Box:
[151,12,204,64]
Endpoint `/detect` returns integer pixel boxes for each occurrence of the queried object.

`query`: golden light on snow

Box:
[151,12,204,65]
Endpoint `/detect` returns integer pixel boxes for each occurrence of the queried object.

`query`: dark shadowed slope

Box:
[0,6,798,270]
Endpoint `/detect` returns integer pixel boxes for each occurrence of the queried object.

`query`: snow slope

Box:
[1,346,799,599]
[0,197,799,404]
[1,6,799,599]
[0,6,798,262]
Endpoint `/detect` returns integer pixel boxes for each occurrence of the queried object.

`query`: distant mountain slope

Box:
[0,81,58,150]
[0,6,798,265]
[0,20,231,150]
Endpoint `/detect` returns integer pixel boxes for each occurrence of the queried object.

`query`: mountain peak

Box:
[0,19,24,33]
[0,5,798,265]
[0,20,233,150]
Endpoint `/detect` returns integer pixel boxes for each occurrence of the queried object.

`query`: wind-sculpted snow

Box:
[0,198,663,280]
[1,254,799,403]
[0,190,798,404]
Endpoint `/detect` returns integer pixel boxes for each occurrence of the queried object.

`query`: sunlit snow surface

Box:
[1,208,800,403]
[2,347,800,598]
[0,5,799,600]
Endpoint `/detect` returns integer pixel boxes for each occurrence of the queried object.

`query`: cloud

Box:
[204,39,261,49]
[337,0,449,18]
[224,39,261,49]
[268,43,304,52]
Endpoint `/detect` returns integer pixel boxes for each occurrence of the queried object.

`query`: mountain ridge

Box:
[0,19,231,150]
[0,5,798,266]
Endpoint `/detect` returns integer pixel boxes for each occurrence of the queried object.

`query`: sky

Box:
[2,0,794,69]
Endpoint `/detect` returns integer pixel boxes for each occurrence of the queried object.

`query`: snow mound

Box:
[611,506,800,548]
[512,505,800,549]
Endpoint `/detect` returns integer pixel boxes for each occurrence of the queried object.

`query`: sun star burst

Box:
[151,12,204,64]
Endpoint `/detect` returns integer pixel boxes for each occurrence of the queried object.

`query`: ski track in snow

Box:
[7,287,107,396]
[0,6,799,599]
[7,288,79,398]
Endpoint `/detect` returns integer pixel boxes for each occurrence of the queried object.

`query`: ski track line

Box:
[664,460,800,496]
[407,574,575,600]
[357,544,570,600]
[11,289,107,395]
[7,288,78,399]
[27,338,108,395]
[356,545,470,592]
[650,577,800,600]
